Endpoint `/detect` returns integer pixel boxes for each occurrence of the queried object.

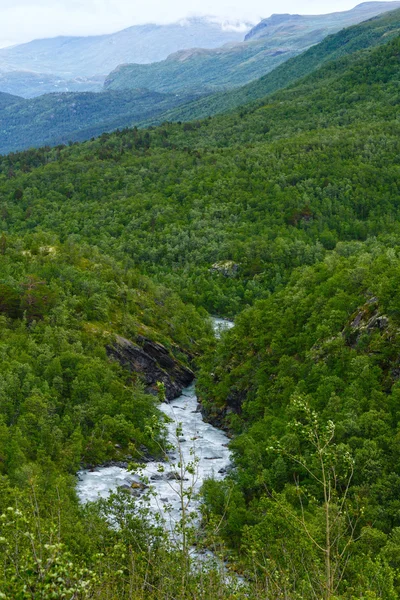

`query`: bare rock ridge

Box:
[106,334,194,401]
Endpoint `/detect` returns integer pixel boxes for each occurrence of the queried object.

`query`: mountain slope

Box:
[0,70,104,98]
[4,6,400,155]
[144,5,400,122]
[0,88,204,154]
[245,0,400,40]
[0,90,21,108]
[3,26,400,600]
[0,18,249,79]
[104,1,400,95]
[198,236,400,598]
[1,34,400,316]
[104,40,299,94]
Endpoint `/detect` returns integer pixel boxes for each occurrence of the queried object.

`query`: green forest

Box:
[2,6,400,156]
[2,10,400,599]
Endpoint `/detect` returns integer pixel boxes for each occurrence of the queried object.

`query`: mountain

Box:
[104,40,298,94]
[2,34,400,311]
[0,18,250,80]
[3,21,400,600]
[4,5,400,156]
[0,71,104,98]
[245,0,400,40]
[104,1,400,95]
[152,5,400,122]
[0,88,203,154]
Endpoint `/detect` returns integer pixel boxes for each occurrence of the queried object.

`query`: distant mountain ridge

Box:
[0,88,204,155]
[0,17,251,80]
[0,71,104,99]
[149,5,400,123]
[104,41,298,95]
[104,1,400,95]
[3,5,400,155]
[244,1,399,40]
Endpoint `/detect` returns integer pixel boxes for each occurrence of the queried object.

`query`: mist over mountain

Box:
[0,71,104,99]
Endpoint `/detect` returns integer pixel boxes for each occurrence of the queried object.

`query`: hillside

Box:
[0,70,104,98]
[1,35,400,316]
[0,90,21,108]
[199,236,400,597]
[0,18,249,79]
[0,88,204,154]
[104,1,400,95]
[3,15,400,600]
[246,0,400,40]
[146,5,400,122]
[5,6,400,156]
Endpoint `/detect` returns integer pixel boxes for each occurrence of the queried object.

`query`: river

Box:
[76,317,234,532]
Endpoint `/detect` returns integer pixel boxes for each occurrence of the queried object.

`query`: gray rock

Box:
[166,471,188,481]
[210,260,239,278]
[107,334,194,401]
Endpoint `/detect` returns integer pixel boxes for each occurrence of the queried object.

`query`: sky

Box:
[0,0,378,47]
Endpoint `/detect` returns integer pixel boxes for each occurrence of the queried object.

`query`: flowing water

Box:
[76,317,234,531]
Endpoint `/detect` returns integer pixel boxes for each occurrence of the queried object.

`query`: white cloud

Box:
[0,0,373,47]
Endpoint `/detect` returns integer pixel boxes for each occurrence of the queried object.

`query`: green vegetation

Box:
[0,233,210,468]
[0,88,204,154]
[3,15,400,598]
[104,2,400,97]
[199,236,400,598]
[0,90,21,108]
[2,35,400,316]
[0,235,222,597]
[159,5,400,122]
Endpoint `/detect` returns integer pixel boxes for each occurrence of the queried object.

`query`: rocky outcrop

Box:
[107,334,194,401]
[210,261,239,277]
[200,388,245,431]
[344,298,389,347]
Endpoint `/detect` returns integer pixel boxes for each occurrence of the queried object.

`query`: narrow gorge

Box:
[77,318,234,531]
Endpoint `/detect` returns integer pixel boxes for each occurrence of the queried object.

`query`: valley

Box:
[2,2,400,598]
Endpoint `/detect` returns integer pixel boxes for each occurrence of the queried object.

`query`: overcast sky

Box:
[0,0,376,47]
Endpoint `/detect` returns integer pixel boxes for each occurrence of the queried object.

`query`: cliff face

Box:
[107,334,194,401]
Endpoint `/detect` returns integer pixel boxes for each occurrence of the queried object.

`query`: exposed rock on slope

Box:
[107,334,194,401]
